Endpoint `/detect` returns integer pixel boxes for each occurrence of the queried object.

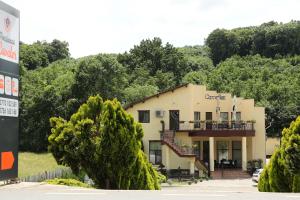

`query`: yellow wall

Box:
[266,137,280,156]
[126,84,266,169]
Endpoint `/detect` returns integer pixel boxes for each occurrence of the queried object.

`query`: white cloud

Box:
[4,0,300,58]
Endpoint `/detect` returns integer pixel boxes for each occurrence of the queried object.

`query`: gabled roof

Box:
[124,83,189,109]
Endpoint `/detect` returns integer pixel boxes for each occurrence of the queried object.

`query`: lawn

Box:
[18,152,67,178]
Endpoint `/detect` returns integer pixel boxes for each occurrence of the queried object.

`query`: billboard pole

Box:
[0,0,20,182]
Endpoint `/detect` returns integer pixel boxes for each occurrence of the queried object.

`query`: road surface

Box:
[0,179,299,200]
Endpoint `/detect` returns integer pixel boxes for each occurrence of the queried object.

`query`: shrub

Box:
[258,116,300,192]
[292,175,300,192]
[45,178,90,188]
[48,95,160,190]
[258,166,270,192]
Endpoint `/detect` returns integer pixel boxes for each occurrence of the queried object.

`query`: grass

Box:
[45,178,91,188]
[18,152,68,178]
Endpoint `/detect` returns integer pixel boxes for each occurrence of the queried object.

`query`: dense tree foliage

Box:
[117,37,188,88]
[48,95,160,189]
[206,21,300,64]
[20,22,300,151]
[20,59,77,151]
[71,54,127,103]
[20,39,70,70]
[258,116,300,192]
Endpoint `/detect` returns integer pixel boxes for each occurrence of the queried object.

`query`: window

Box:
[231,112,242,128]
[220,112,229,121]
[149,141,162,164]
[231,112,241,121]
[138,110,150,123]
[220,112,229,128]
[206,112,212,130]
[194,112,201,128]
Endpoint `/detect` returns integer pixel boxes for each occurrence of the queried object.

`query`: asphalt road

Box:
[0,179,300,200]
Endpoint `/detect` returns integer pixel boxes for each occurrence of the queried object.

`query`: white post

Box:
[209,137,214,172]
[190,160,195,175]
[242,137,247,171]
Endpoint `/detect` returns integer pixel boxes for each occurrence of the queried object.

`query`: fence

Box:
[19,168,73,182]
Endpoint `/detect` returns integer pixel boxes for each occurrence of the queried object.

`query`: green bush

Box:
[268,150,292,192]
[258,116,300,192]
[258,167,270,192]
[48,95,160,190]
[45,178,90,188]
[292,175,300,192]
[157,172,167,183]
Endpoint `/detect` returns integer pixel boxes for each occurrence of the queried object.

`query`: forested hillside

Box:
[20,21,300,152]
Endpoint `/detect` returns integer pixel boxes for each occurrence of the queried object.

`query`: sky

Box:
[4,0,300,58]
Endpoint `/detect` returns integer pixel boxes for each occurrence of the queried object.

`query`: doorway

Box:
[203,141,210,165]
[169,110,179,130]
[232,141,242,168]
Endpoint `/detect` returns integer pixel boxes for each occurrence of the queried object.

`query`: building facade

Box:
[125,84,266,175]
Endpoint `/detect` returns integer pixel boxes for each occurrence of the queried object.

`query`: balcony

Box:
[174,120,256,137]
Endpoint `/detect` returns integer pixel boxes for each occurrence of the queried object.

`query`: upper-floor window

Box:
[138,110,150,123]
[220,112,229,122]
[194,112,201,128]
[231,112,241,121]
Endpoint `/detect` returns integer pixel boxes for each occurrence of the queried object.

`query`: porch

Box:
[161,130,253,173]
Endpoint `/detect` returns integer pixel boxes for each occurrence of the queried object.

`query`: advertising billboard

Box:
[0,1,19,181]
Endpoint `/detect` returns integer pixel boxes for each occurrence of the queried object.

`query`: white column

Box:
[190,159,195,175]
[242,137,247,171]
[162,145,170,170]
[209,137,214,172]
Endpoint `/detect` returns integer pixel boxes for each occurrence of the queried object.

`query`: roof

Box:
[124,83,189,109]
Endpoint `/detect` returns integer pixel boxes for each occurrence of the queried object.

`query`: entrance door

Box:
[232,141,242,168]
[169,110,179,130]
[203,141,210,165]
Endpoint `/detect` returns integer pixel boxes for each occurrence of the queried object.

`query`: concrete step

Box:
[211,170,251,179]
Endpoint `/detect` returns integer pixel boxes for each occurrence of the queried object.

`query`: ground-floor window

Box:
[149,141,162,164]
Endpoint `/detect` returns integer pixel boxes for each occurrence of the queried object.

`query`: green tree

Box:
[182,71,207,85]
[258,116,300,192]
[117,37,188,83]
[20,43,49,70]
[20,39,70,70]
[71,54,128,103]
[206,29,239,65]
[48,95,160,189]
[124,84,158,104]
[47,39,70,63]
[20,59,77,151]
[206,21,300,65]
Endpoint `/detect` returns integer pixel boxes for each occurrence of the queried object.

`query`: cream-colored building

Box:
[266,137,280,157]
[125,84,266,177]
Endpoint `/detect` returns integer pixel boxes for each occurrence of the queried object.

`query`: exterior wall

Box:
[127,85,193,158]
[252,107,266,164]
[266,137,280,156]
[126,84,266,170]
